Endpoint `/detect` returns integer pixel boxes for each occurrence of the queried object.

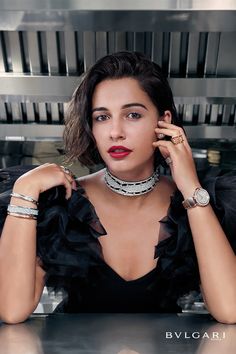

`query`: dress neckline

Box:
[102,260,159,284]
[74,178,178,280]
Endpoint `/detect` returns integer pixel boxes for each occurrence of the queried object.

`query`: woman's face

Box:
[91,78,161,179]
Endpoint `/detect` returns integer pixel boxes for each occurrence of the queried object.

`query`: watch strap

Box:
[182,196,197,209]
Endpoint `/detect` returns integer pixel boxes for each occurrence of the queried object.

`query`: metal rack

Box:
[0,1,235,140]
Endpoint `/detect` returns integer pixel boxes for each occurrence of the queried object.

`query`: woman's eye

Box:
[127,112,142,119]
[94,115,109,122]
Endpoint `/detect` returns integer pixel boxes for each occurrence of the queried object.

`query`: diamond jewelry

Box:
[165,157,173,165]
[7,204,39,218]
[104,168,160,196]
[182,188,210,209]
[157,133,165,139]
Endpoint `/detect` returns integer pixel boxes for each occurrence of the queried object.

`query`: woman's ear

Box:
[162,110,172,124]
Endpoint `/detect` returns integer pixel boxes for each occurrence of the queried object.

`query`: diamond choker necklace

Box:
[104,168,160,196]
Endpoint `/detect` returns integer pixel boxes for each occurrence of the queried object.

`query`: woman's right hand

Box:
[12,163,77,200]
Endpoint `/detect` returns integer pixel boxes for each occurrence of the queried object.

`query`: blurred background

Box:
[0,0,235,313]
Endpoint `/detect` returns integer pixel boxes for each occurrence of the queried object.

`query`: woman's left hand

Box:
[153,120,201,198]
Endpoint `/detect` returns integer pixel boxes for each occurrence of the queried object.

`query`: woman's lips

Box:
[108,151,132,158]
[108,146,132,159]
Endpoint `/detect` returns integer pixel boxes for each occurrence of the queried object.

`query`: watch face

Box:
[195,188,210,206]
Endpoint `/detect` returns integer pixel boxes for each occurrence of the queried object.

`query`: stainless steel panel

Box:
[38,102,47,122]
[25,102,35,121]
[134,32,145,53]
[210,104,219,124]
[1,123,63,139]
[151,32,163,66]
[64,31,77,74]
[107,32,116,54]
[217,32,236,76]
[0,6,235,32]
[46,32,59,74]
[204,32,220,76]
[0,101,7,121]
[0,77,236,104]
[0,33,5,72]
[169,32,181,76]
[229,104,236,125]
[0,76,80,102]
[222,104,232,125]
[198,104,206,124]
[183,104,193,123]
[95,31,107,60]
[169,78,236,102]
[11,102,22,121]
[186,33,200,76]
[76,31,84,73]
[83,31,96,71]
[51,102,59,121]
[114,32,127,51]
[27,31,41,74]
[8,32,23,73]
[0,0,236,11]
[37,32,47,73]
[0,124,235,140]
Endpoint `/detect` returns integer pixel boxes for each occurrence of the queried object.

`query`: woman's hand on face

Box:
[13,163,77,200]
[153,121,201,197]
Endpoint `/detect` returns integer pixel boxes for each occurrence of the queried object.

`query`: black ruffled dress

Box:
[0,165,236,313]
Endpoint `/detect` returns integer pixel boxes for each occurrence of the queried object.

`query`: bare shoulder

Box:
[76,169,104,191]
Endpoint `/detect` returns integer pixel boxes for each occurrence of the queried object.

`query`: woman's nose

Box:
[109,120,126,140]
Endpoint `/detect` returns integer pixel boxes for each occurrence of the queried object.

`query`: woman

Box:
[0,52,236,324]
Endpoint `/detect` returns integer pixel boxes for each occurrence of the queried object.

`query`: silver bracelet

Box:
[7,204,39,217]
[10,192,39,206]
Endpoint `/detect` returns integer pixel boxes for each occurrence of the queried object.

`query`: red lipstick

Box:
[108,145,132,159]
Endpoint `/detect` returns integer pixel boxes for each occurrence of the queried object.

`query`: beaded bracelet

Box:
[10,192,39,206]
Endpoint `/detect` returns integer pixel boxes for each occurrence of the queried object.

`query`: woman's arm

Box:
[182,184,236,324]
[0,164,76,324]
[153,118,236,324]
[0,183,45,324]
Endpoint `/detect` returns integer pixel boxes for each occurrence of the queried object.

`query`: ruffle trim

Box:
[153,167,236,302]
[0,165,236,297]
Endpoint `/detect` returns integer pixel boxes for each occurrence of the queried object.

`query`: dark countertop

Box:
[0,313,236,354]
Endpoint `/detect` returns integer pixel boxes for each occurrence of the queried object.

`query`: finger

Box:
[155,127,184,138]
[158,121,184,135]
[63,176,74,199]
[152,139,177,155]
[59,166,77,190]
[57,168,74,199]
[60,165,76,179]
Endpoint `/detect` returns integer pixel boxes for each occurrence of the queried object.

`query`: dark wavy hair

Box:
[63,51,182,167]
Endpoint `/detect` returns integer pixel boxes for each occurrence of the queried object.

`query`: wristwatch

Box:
[182,187,210,209]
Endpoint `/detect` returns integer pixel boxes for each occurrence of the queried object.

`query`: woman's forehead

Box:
[92,78,153,108]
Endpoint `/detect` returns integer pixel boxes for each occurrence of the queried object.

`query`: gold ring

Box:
[171,135,184,145]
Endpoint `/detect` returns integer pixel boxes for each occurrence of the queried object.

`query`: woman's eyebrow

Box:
[92,103,148,113]
[92,107,108,113]
[122,103,148,110]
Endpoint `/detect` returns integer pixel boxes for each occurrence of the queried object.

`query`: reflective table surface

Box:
[0,313,236,354]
